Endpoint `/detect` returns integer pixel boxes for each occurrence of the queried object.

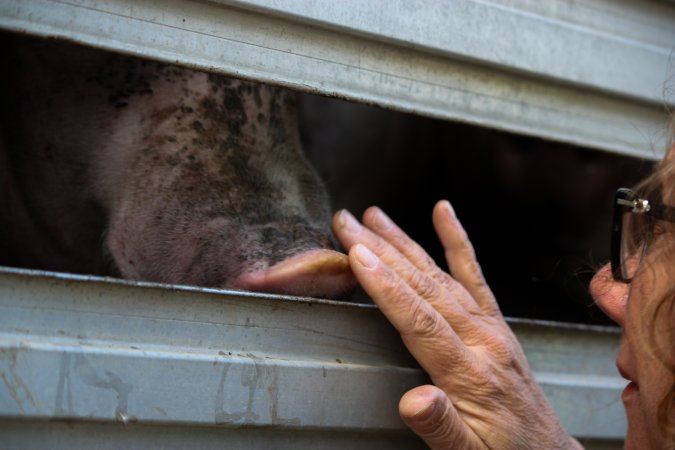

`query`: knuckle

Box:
[390,231,419,259]
[378,263,402,292]
[461,260,499,307]
[454,358,505,401]
[421,253,436,269]
[471,334,524,384]
[473,372,505,401]
[490,334,522,367]
[371,234,391,255]
[408,270,439,300]
[437,272,461,294]
[466,258,482,278]
[466,260,487,286]
[407,299,442,337]
[457,227,473,251]
[389,230,408,247]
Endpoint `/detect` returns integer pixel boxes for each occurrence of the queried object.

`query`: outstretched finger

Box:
[361,206,438,277]
[333,209,481,320]
[432,200,501,317]
[334,208,430,278]
[348,243,475,386]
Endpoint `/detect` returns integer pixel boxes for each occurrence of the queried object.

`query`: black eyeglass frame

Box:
[611,187,675,282]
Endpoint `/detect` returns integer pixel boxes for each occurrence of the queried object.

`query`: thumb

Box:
[399,385,477,450]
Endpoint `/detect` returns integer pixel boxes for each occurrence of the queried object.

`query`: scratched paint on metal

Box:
[0,0,671,159]
[0,267,624,449]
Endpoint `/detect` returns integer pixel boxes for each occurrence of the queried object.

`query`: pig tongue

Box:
[230,249,356,299]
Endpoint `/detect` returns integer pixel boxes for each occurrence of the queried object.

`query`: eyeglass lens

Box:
[620,210,649,281]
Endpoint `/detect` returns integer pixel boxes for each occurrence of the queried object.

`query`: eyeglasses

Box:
[611,188,675,282]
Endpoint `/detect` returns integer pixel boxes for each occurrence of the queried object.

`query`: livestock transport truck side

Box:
[1,1,674,449]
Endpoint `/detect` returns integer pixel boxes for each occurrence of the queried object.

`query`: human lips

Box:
[617,362,639,401]
[617,363,634,382]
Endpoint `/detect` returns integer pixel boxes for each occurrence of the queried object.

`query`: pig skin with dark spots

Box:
[0,32,354,298]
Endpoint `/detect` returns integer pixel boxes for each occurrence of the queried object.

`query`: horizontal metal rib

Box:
[1,267,624,448]
[0,0,671,159]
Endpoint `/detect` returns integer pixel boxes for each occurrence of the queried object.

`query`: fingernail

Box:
[338,209,361,233]
[442,200,456,219]
[354,244,378,269]
[371,208,394,232]
[411,401,436,422]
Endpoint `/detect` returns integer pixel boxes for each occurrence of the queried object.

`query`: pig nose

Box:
[589,263,628,326]
[230,249,357,299]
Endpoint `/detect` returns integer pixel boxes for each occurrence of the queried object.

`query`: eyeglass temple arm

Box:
[617,194,675,222]
[616,197,650,214]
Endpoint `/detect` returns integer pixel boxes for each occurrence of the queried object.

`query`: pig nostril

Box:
[260,222,333,248]
[261,226,287,243]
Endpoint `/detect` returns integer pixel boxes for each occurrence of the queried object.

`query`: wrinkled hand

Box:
[333,201,581,450]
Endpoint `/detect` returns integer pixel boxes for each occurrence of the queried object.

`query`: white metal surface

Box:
[231,0,674,104]
[0,2,654,447]
[0,0,672,159]
[1,268,625,448]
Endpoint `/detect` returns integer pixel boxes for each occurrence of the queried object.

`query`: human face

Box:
[590,146,675,449]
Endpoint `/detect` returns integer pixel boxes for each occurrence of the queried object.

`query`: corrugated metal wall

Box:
[1,0,671,158]
[1,268,623,448]
[2,1,673,447]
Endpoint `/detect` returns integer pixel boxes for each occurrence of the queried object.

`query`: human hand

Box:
[333,200,581,449]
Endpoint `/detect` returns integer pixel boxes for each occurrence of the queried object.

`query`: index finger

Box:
[360,207,481,316]
[348,243,476,387]
[333,209,486,336]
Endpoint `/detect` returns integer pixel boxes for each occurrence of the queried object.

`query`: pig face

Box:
[0,33,354,298]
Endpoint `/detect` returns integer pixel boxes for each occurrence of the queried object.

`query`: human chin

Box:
[623,389,668,450]
[621,318,672,450]
[624,401,668,450]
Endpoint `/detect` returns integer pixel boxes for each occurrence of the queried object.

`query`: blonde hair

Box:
[632,125,675,445]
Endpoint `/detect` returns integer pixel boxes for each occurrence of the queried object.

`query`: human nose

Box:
[589,263,628,326]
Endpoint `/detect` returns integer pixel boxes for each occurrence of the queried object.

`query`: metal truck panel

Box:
[0,0,671,159]
[1,268,624,448]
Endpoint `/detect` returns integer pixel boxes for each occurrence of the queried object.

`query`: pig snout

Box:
[107,208,355,298]
[92,63,355,298]
[2,34,355,299]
